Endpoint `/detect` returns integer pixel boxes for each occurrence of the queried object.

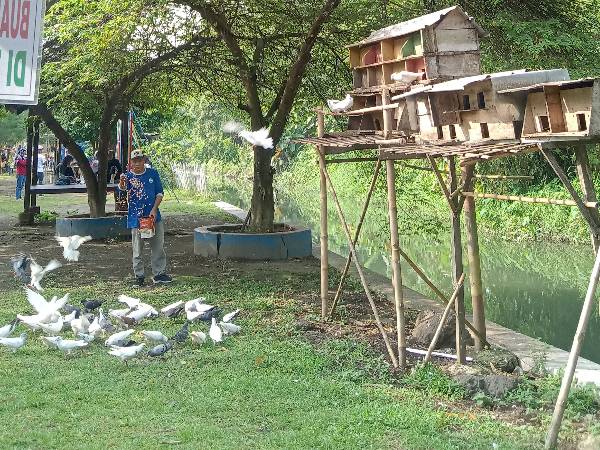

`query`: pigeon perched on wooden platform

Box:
[171,321,190,343]
[161,300,184,318]
[10,253,31,283]
[141,330,168,344]
[190,331,206,346]
[209,318,223,345]
[148,342,173,358]
[0,319,19,338]
[105,329,135,347]
[55,337,88,355]
[55,235,92,262]
[29,259,62,291]
[219,321,241,336]
[108,344,145,365]
[0,333,27,352]
[390,70,422,84]
[327,94,353,113]
[222,309,240,323]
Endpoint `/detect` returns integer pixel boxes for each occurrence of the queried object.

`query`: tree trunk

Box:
[250,145,275,232]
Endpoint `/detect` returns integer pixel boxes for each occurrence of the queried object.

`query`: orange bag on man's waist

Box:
[139,216,155,239]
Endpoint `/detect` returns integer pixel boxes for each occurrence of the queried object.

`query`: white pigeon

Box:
[88,317,102,336]
[222,121,274,149]
[390,70,422,84]
[0,319,18,338]
[70,314,90,336]
[186,303,215,321]
[185,298,205,313]
[141,330,168,344]
[109,308,131,319]
[41,335,61,348]
[16,314,42,330]
[108,344,145,364]
[77,332,96,343]
[327,94,353,113]
[190,331,207,346]
[222,309,240,323]
[29,259,62,292]
[63,310,77,324]
[55,235,92,262]
[0,333,27,352]
[25,289,68,323]
[161,300,184,317]
[209,318,223,345]
[138,302,159,317]
[219,321,241,336]
[55,337,88,355]
[126,306,153,323]
[118,294,140,309]
[38,317,64,336]
[105,329,135,347]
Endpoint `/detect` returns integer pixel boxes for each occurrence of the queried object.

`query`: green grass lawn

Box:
[0,270,545,450]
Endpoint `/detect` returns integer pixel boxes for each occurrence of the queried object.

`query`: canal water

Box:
[211,178,600,364]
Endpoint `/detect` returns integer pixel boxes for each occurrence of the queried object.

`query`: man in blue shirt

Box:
[119,149,172,286]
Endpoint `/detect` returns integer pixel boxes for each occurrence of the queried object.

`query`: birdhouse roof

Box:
[347,6,485,48]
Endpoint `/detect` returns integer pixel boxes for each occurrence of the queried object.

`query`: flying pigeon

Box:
[222,121,274,149]
[24,288,68,323]
[160,300,184,318]
[171,321,190,344]
[82,299,103,312]
[190,331,207,346]
[10,253,31,283]
[38,317,64,336]
[141,330,168,344]
[55,235,92,262]
[222,309,240,323]
[148,342,173,358]
[209,318,223,345]
[0,333,27,352]
[390,70,422,84]
[327,94,354,113]
[105,329,135,347]
[219,321,241,336]
[0,319,19,338]
[30,259,62,291]
[55,337,88,355]
[108,344,145,365]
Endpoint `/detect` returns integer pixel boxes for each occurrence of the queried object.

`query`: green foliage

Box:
[401,363,466,400]
[0,110,26,146]
[34,210,59,224]
[503,373,600,417]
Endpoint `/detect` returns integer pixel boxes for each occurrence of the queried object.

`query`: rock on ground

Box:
[452,373,521,398]
[409,310,455,349]
[475,348,521,373]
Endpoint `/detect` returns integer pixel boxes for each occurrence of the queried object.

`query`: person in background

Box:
[56,154,76,184]
[90,151,99,177]
[107,150,122,183]
[119,148,172,287]
[37,150,46,185]
[14,148,27,200]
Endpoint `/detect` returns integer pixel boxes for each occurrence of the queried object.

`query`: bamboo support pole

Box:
[463,168,486,351]
[317,107,328,320]
[574,144,600,253]
[461,191,598,208]
[329,159,382,319]
[424,273,465,363]
[319,156,399,368]
[397,247,490,347]
[428,155,457,215]
[448,156,466,364]
[386,158,407,368]
[545,247,600,449]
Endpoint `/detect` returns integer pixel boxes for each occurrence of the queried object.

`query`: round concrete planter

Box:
[194,224,312,260]
[56,213,129,240]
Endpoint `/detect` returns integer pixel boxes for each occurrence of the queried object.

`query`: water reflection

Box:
[212,181,600,363]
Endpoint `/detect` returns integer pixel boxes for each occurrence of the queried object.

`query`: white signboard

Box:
[0,0,45,105]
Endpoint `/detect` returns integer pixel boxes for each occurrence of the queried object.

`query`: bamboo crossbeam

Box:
[400,163,533,180]
[461,191,598,208]
[320,158,400,368]
[329,160,382,319]
[325,157,379,164]
[424,273,465,363]
[343,103,400,116]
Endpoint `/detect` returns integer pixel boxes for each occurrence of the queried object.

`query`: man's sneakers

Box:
[153,273,173,284]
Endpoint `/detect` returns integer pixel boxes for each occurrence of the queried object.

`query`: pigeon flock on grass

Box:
[2,234,243,365]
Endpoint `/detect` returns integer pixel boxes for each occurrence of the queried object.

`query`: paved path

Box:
[214,201,600,385]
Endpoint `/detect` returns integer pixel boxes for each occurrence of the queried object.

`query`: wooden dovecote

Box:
[345,6,485,132]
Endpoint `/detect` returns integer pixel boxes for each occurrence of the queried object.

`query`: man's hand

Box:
[149,207,158,219]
